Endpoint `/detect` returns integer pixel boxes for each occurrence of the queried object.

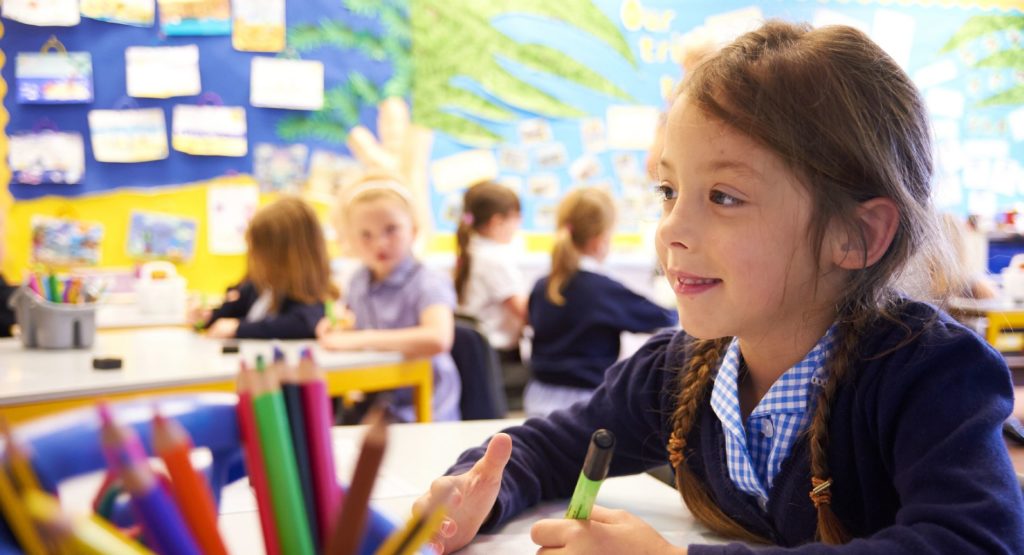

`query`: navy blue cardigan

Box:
[205,280,324,339]
[0,275,15,337]
[528,270,677,388]
[449,301,1024,553]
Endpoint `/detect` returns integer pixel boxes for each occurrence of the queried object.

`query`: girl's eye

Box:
[710,189,743,206]
[654,183,677,202]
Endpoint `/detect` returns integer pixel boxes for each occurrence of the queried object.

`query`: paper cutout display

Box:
[88,108,169,163]
[31,216,104,266]
[127,212,197,260]
[250,57,325,110]
[16,51,94,104]
[206,185,259,255]
[254,143,308,193]
[172,104,248,157]
[126,45,202,99]
[10,130,85,185]
[81,0,155,26]
[232,0,286,52]
[158,0,231,36]
[2,0,79,26]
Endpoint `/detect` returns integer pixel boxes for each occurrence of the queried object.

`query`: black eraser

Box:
[92,357,122,370]
[221,343,240,354]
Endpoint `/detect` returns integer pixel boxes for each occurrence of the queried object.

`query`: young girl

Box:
[414,21,1024,554]
[317,175,461,422]
[191,196,333,340]
[454,180,527,354]
[525,187,677,417]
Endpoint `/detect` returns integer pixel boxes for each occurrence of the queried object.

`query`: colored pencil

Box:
[252,355,315,555]
[152,412,228,555]
[298,347,342,547]
[47,273,60,303]
[23,489,153,555]
[98,404,201,555]
[26,273,43,298]
[0,417,42,492]
[374,482,454,555]
[277,346,321,553]
[326,299,338,327]
[326,405,388,555]
[236,363,282,555]
[0,465,46,555]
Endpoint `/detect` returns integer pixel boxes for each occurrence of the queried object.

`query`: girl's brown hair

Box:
[246,196,337,311]
[454,181,521,304]
[546,187,615,305]
[665,21,949,544]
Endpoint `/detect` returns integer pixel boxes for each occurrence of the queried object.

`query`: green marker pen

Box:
[565,429,616,519]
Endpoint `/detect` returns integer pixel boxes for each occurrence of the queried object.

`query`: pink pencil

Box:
[297,347,341,546]
[237,363,282,555]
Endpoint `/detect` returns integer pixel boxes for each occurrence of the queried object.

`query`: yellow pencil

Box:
[23,489,154,555]
[1,417,42,492]
[0,466,46,555]
[373,482,453,555]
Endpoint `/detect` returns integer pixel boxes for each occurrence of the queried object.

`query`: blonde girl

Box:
[194,196,334,339]
[524,187,676,417]
[317,174,461,422]
[414,21,1024,554]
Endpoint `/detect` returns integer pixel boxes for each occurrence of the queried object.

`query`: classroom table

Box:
[216,418,727,554]
[0,328,433,423]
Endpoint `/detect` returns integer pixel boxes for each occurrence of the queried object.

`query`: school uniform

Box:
[457,235,525,352]
[346,256,462,422]
[449,301,1024,553]
[524,257,677,416]
[205,280,323,339]
[0,275,16,337]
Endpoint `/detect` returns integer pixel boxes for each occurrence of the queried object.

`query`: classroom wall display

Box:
[15,41,93,104]
[30,216,104,266]
[88,107,169,163]
[126,211,197,261]
[9,129,85,185]
[81,0,155,27]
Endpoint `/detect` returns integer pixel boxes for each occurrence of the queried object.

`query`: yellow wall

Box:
[1,175,333,295]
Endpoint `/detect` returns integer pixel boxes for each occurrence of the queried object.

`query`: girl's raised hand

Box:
[413,433,512,554]
[530,506,685,555]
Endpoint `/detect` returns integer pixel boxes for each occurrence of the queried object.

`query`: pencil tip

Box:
[97,402,114,425]
[272,345,285,362]
[300,346,313,361]
[255,354,266,373]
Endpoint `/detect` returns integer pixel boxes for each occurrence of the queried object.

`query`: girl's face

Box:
[484,211,521,244]
[655,99,844,345]
[346,197,416,281]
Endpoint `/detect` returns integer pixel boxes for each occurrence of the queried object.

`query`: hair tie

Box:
[462,213,474,226]
[809,477,833,508]
[667,432,686,469]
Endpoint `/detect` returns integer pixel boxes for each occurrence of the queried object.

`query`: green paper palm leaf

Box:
[942,15,1024,108]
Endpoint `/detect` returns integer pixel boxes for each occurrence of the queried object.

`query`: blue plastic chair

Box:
[0,393,414,555]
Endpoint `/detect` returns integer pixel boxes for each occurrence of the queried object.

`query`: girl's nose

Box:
[657,203,693,250]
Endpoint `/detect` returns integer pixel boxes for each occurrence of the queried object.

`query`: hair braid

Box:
[805,316,866,544]
[668,337,769,544]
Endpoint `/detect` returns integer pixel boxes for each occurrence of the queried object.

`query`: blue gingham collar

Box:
[711,326,836,426]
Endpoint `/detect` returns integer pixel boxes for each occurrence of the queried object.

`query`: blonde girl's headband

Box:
[342,179,415,206]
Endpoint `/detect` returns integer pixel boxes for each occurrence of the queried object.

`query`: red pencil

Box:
[298,347,342,546]
[237,363,282,555]
[153,411,228,555]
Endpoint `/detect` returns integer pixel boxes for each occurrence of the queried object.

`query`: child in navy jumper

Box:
[525,187,676,417]
[190,197,334,339]
[413,21,1024,554]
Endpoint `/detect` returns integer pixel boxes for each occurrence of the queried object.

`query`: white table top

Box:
[218,419,724,554]
[0,328,403,405]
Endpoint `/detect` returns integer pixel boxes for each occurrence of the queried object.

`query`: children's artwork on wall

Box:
[127,212,197,260]
[306,150,364,201]
[158,0,232,36]
[125,45,202,99]
[250,57,325,110]
[81,0,155,27]
[253,143,308,193]
[605,105,660,151]
[206,184,258,255]
[15,39,94,104]
[429,150,499,193]
[9,129,85,185]
[31,216,104,266]
[172,103,248,157]
[88,108,169,163]
[232,0,286,52]
[1,0,79,26]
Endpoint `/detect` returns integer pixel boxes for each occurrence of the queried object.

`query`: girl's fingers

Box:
[472,433,513,477]
[530,518,575,547]
[587,505,624,523]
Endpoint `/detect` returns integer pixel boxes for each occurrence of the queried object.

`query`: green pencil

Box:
[252,355,315,555]
[565,429,616,520]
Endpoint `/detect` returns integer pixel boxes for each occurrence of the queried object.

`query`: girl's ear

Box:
[830,197,900,270]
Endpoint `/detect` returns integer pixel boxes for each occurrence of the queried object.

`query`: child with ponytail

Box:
[524,187,677,417]
[413,20,1024,554]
